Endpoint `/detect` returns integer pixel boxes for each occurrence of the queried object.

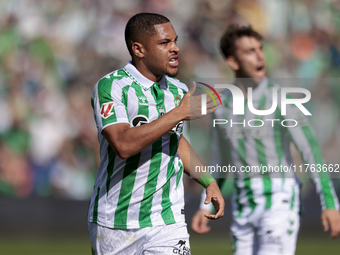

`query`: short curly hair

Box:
[220,24,262,58]
[125,13,170,56]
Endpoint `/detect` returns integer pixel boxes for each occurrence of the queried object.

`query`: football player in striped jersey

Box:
[88,13,224,255]
[191,24,340,255]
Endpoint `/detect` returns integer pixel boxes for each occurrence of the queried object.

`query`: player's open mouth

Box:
[256,65,265,71]
[169,56,178,68]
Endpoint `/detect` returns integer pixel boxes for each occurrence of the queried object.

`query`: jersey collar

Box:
[123,61,167,90]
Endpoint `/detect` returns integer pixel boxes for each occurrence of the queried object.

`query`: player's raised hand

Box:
[203,181,225,220]
[321,209,340,239]
[178,81,221,120]
[191,209,211,234]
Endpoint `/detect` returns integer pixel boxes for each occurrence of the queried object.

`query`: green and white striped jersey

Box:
[88,62,188,229]
[200,78,339,216]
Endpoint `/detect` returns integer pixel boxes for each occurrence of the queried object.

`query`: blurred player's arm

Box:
[284,98,340,238]
[177,135,225,220]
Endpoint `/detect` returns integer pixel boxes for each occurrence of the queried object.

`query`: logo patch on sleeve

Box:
[100,102,115,119]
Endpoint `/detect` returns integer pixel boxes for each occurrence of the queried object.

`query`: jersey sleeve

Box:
[92,77,129,133]
[282,94,339,210]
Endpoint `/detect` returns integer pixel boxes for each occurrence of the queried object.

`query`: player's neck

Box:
[131,59,162,82]
[234,77,261,99]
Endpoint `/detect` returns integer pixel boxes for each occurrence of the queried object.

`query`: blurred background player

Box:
[87,13,224,255]
[191,24,340,255]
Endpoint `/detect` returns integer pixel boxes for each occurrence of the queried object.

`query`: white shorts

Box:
[88,222,191,255]
[231,194,300,255]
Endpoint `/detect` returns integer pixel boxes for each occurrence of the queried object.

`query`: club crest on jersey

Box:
[138,96,148,106]
[174,95,181,107]
[100,102,115,119]
[131,115,149,127]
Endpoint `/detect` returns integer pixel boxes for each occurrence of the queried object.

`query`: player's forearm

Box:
[105,107,185,159]
[178,135,200,179]
[103,84,219,159]
[178,136,216,182]
[178,137,224,219]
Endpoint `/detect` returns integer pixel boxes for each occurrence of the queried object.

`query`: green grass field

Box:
[190,236,340,255]
[0,236,338,255]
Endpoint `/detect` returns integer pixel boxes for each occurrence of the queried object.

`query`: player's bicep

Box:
[102,123,130,155]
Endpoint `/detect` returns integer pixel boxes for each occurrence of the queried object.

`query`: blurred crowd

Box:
[0,0,340,199]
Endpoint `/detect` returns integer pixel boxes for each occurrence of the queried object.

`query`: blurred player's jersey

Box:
[200,78,339,216]
[88,62,188,229]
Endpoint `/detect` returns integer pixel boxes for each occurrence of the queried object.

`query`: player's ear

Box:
[226,56,239,71]
[132,42,145,58]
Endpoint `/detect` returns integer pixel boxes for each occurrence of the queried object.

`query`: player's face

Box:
[233,36,266,80]
[143,22,179,80]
